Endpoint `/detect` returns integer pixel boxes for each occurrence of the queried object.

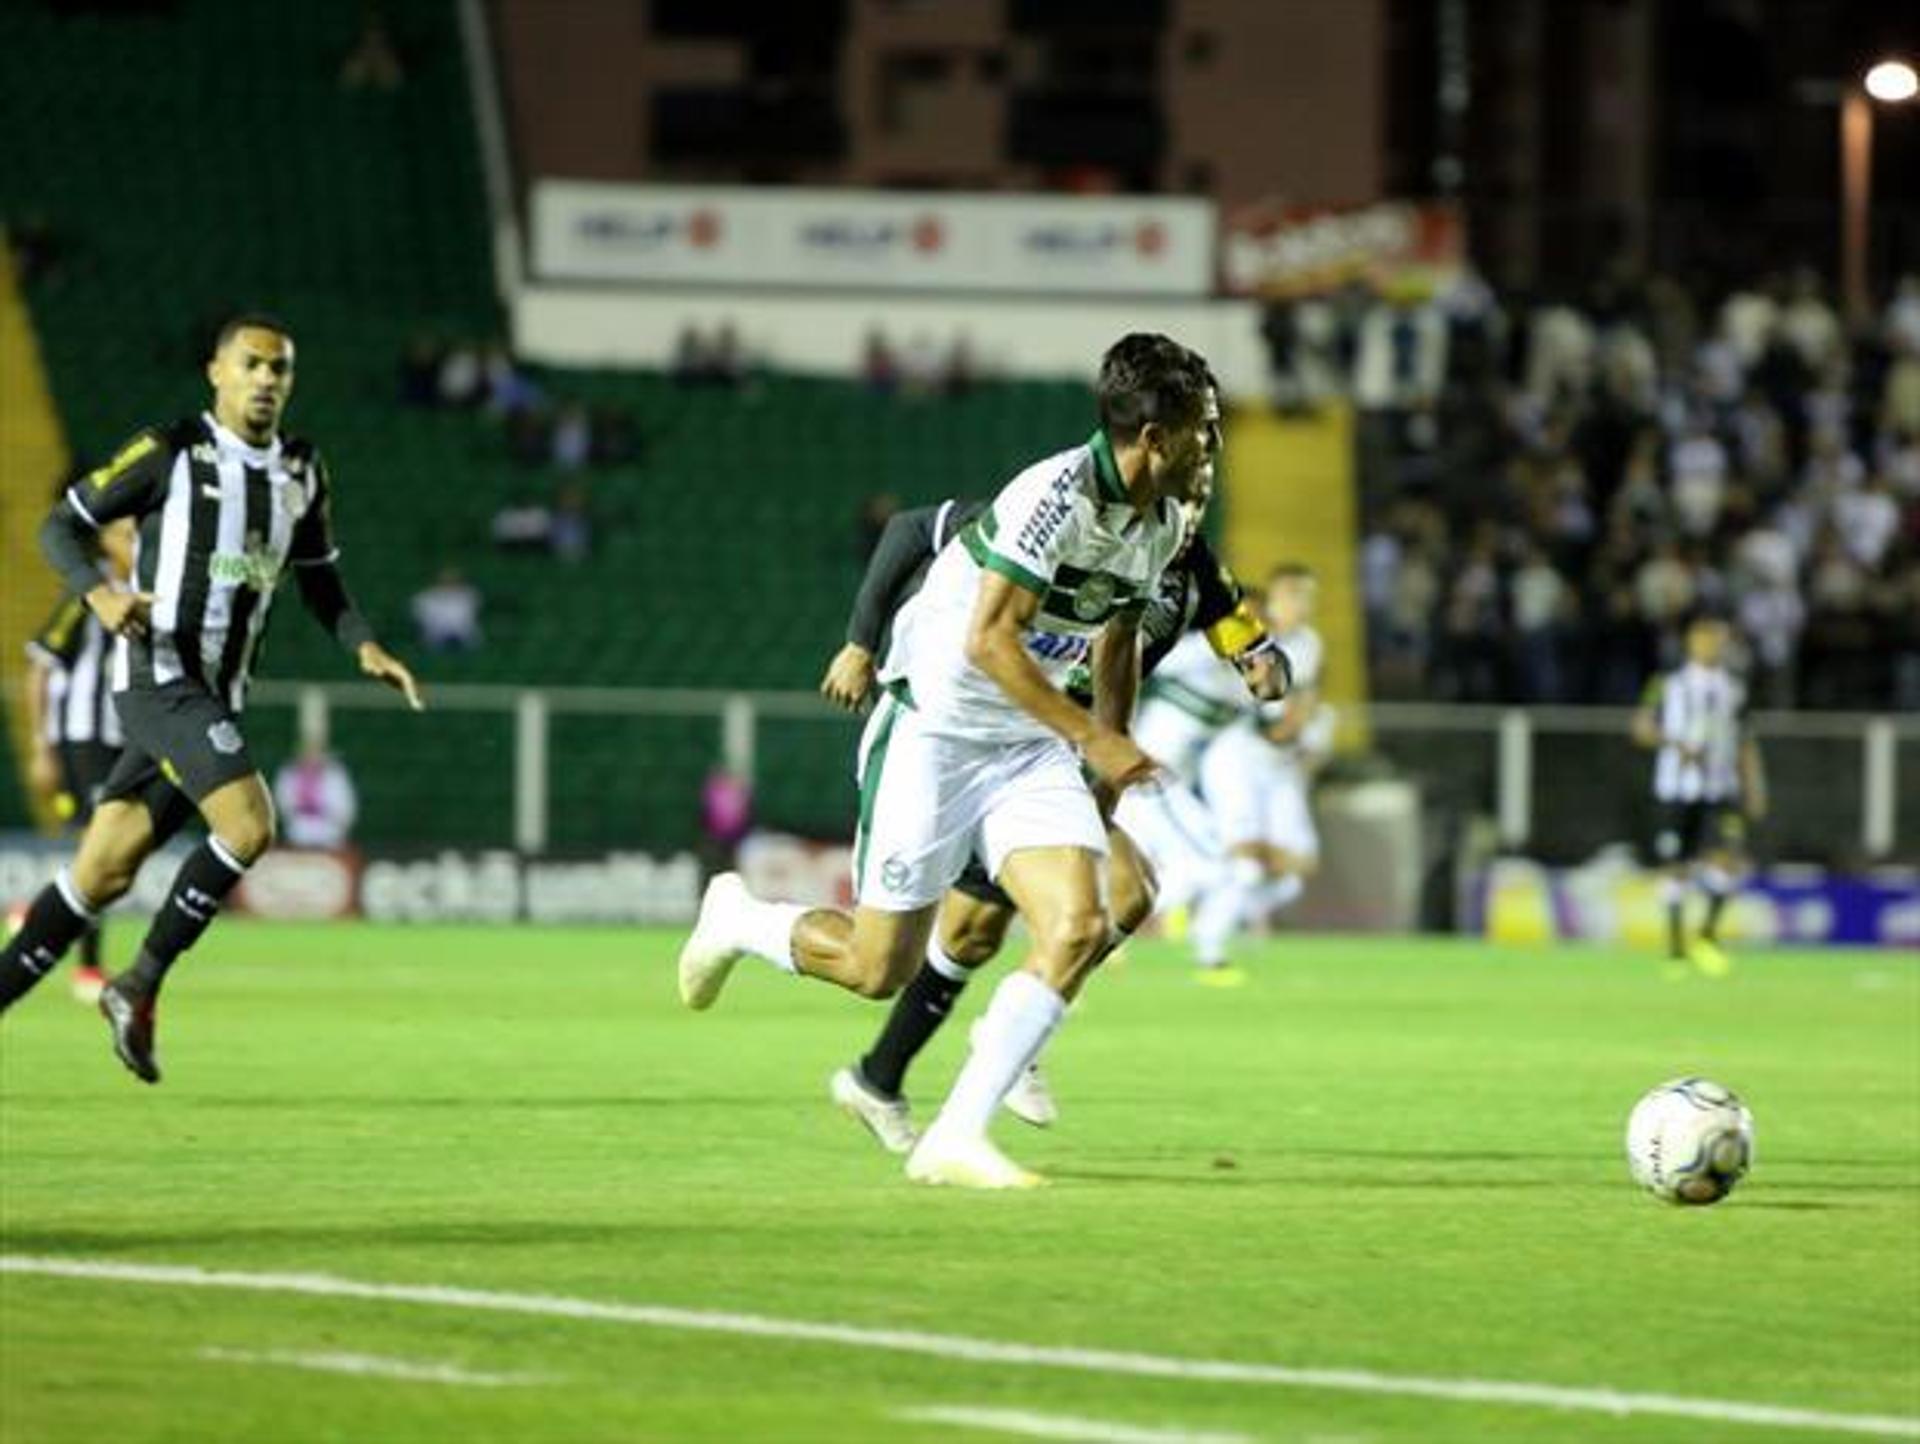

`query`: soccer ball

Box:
[1625,1077,1755,1205]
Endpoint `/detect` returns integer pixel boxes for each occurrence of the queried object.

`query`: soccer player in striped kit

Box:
[21,508,135,1003]
[1631,611,1766,977]
[0,315,423,1081]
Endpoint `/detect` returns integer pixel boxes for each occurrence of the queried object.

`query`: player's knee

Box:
[1044,905,1111,965]
[71,855,135,907]
[218,810,276,864]
[1110,872,1155,936]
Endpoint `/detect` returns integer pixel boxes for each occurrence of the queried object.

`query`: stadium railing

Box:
[244,682,1919,868]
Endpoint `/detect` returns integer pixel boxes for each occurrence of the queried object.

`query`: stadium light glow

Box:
[1863,60,1918,103]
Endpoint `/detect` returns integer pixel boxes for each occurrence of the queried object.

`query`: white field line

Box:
[4,1255,1916,1440]
[198,1346,548,1388]
[900,1403,1252,1443]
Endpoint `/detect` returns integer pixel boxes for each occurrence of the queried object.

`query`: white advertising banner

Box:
[532,180,1216,297]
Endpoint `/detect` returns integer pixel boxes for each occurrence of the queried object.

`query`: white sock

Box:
[925,938,972,984]
[1262,874,1304,915]
[929,970,1065,1139]
[1192,855,1262,967]
[1698,865,1733,897]
[736,897,805,974]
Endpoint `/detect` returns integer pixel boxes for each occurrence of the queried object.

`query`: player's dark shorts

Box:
[1651,800,1747,865]
[100,681,259,842]
[951,857,1014,910]
[55,740,120,829]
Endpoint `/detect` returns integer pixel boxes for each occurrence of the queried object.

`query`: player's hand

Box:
[86,586,154,640]
[358,642,425,712]
[1236,642,1289,702]
[27,745,59,802]
[1080,727,1159,794]
[820,643,876,712]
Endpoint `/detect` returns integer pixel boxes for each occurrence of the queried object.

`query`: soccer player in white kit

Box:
[1190,564,1328,975]
[677,334,1218,1188]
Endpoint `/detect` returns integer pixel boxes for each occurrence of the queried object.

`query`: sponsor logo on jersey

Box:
[89,433,159,488]
[1014,474,1075,561]
[209,538,282,592]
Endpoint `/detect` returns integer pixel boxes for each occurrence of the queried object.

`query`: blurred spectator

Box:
[484,342,538,416]
[1833,472,1902,571]
[398,334,441,407]
[1353,289,1447,410]
[861,329,900,395]
[437,341,482,407]
[339,6,404,92]
[274,737,359,850]
[700,765,753,878]
[550,483,593,563]
[1510,542,1574,701]
[1668,414,1729,539]
[412,567,483,651]
[551,402,593,471]
[1780,268,1841,374]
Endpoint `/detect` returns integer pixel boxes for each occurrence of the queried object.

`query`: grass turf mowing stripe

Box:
[899,1404,1253,1443]
[198,1347,549,1388]
[6,1255,1917,1440]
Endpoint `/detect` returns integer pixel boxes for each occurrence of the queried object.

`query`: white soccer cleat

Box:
[905,1128,1046,1190]
[829,1066,918,1155]
[973,1021,1059,1128]
[677,872,749,1011]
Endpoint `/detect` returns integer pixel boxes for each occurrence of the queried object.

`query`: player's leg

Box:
[1651,803,1692,963]
[1688,808,1746,978]
[60,741,118,999]
[832,880,1012,1153]
[1113,776,1219,918]
[680,696,968,1006]
[0,794,156,1012]
[1190,730,1268,978]
[1258,776,1319,920]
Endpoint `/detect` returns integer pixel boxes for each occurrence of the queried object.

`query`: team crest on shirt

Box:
[880,856,910,892]
[207,721,245,756]
[1070,573,1117,621]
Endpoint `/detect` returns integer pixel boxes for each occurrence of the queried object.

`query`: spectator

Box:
[550,483,593,563]
[1511,542,1574,701]
[861,328,900,395]
[412,567,483,651]
[700,765,753,878]
[550,402,593,471]
[1832,472,1902,571]
[1669,414,1729,539]
[339,6,404,93]
[437,340,482,408]
[483,342,538,416]
[274,736,359,850]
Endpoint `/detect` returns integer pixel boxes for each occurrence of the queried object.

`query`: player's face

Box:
[1687,620,1728,665]
[1266,576,1316,632]
[1146,391,1221,506]
[208,328,295,440]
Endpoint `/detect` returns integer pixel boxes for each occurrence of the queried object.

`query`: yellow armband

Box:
[1204,600,1267,660]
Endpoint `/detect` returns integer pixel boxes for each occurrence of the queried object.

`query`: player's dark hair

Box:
[1097,333,1212,444]
[212,311,294,357]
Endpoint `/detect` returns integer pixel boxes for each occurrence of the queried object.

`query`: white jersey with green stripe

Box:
[881,430,1187,743]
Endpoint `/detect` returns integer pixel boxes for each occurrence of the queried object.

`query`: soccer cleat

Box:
[1687,939,1733,979]
[905,1128,1045,1190]
[972,1021,1058,1128]
[98,976,160,1084]
[830,1066,918,1155]
[677,872,749,1010]
[1193,963,1248,989]
[69,965,107,1005]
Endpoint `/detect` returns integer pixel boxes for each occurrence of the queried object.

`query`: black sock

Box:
[126,839,249,995]
[0,877,95,1011]
[858,962,968,1099]
[1701,889,1728,942]
[1666,898,1686,960]
[77,922,102,971]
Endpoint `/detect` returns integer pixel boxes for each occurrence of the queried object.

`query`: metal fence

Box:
[244,682,1920,867]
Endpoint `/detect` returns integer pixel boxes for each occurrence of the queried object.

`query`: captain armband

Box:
[1203,599,1266,660]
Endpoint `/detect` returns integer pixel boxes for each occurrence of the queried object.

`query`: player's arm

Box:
[39,433,169,637]
[1260,686,1320,745]
[291,449,424,711]
[1090,609,1143,735]
[966,573,1155,791]
[1183,537,1291,701]
[823,504,948,710]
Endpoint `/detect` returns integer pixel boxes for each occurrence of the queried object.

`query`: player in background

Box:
[1189,564,1327,981]
[1631,611,1765,977]
[816,482,1284,1155]
[679,334,1214,1188]
[20,506,136,1003]
[0,315,424,1081]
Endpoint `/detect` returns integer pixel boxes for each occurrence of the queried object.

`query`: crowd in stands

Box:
[398,336,641,472]
[1267,268,1920,711]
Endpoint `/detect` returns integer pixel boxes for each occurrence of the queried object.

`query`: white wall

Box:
[512,284,1271,396]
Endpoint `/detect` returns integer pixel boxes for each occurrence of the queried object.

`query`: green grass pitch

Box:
[2,923,1916,1443]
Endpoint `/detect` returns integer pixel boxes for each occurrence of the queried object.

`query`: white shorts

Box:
[853,692,1108,912]
[1132,697,1224,787]
[1199,725,1319,860]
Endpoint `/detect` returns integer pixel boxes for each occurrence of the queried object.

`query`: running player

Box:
[0,314,424,1081]
[21,505,135,1003]
[678,333,1216,1187]
[816,482,1284,1154]
[1631,611,1765,977]
[1190,564,1326,979]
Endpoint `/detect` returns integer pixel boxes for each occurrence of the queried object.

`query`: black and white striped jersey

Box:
[25,593,123,748]
[1643,663,1747,803]
[60,413,341,711]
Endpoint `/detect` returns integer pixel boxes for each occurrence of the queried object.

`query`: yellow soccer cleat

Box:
[1193,964,1248,989]
[1687,938,1733,979]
